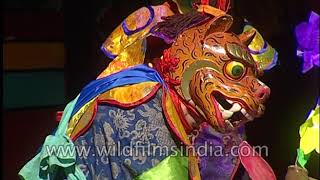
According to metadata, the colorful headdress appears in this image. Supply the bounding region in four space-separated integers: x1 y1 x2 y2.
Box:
242 23 278 70
172 0 231 14
98 1 278 79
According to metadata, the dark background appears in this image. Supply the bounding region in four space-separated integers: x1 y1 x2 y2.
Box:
3 0 319 179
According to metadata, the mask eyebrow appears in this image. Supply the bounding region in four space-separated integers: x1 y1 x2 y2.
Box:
203 44 226 55
225 43 255 65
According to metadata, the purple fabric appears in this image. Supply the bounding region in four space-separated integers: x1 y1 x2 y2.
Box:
295 11 319 73
194 124 246 180
248 40 268 55
100 46 117 59
265 51 279 70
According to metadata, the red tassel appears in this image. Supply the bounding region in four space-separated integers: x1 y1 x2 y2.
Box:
217 0 231 12
56 111 63 122
201 0 209 5
154 49 181 86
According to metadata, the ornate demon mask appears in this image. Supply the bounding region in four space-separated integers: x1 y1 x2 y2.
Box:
154 14 271 133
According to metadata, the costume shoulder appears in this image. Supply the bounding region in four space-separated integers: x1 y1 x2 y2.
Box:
66 66 163 140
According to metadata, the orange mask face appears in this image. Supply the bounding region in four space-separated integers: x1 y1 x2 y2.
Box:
166 15 270 132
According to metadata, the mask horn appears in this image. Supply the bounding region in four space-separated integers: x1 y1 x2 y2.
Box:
239 29 256 46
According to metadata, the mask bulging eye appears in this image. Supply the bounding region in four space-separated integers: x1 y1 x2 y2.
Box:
225 61 245 79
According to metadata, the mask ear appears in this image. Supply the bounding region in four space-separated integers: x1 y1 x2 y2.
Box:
238 29 256 46
172 0 193 14
205 15 233 36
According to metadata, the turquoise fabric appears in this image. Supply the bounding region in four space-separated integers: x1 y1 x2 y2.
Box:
18 65 167 180
18 96 86 180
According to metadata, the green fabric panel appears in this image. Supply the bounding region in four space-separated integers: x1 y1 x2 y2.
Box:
135 153 188 180
3 71 65 109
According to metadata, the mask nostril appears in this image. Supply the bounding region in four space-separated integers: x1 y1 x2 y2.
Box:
258 91 265 99
255 86 270 102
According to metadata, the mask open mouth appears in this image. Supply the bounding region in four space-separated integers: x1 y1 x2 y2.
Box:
211 93 254 131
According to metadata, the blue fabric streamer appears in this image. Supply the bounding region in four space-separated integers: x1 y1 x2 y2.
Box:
71 64 166 116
